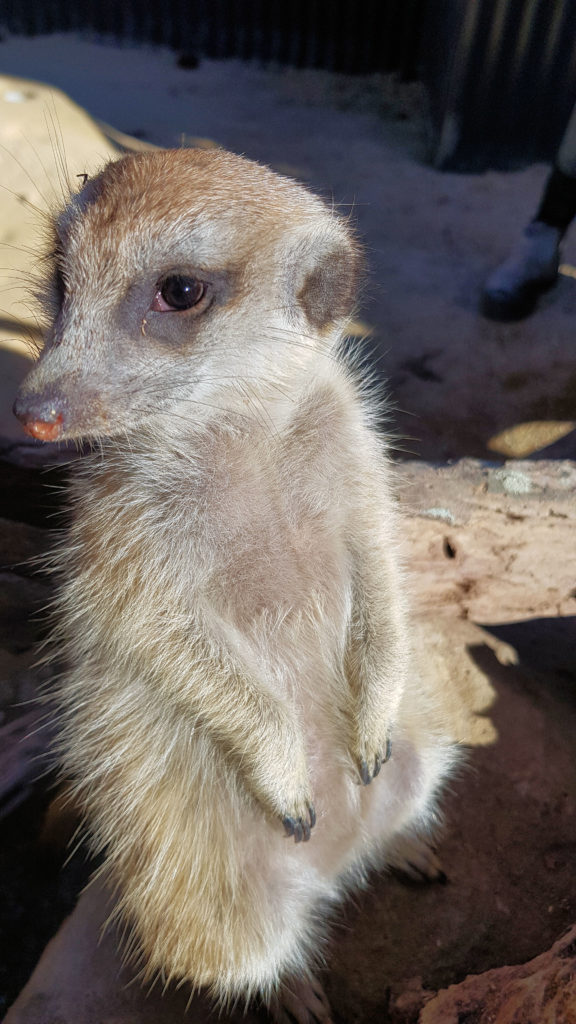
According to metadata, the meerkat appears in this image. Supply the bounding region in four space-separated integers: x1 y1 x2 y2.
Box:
14 149 457 1022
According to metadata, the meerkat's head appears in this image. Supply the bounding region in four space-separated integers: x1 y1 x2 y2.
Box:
13 148 361 443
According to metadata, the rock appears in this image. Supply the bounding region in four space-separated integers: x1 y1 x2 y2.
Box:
419 924 576 1023
388 978 436 1023
398 458 576 622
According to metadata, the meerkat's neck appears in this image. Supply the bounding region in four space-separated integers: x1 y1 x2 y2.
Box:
151 338 346 443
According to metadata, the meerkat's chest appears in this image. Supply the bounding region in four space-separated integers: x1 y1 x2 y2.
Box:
194 442 351 625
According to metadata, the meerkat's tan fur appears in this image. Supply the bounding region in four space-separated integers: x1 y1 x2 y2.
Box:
15 149 457 1021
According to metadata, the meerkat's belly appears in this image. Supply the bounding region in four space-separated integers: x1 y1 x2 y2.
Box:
69 657 447 996
204 499 351 631
60 588 447 997
64 656 359 993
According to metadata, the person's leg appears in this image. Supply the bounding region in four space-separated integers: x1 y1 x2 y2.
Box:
482 102 576 321
556 100 576 178
534 166 576 231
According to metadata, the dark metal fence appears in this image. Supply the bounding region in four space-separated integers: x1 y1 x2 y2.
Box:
0 0 426 77
424 0 576 169
2 0 576 169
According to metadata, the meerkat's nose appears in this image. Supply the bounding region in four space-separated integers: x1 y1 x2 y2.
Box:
13 395 65 441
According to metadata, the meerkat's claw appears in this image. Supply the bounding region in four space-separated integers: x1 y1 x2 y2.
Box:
283 804 316 843
282 817 307 842
359 739 392 785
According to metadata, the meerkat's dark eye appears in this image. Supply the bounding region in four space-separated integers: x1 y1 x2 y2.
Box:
151 275 205 312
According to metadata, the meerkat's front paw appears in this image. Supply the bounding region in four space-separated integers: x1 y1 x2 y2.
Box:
282 803 316 843
356 735 392 785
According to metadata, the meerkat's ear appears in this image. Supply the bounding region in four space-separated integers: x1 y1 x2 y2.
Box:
289 224 363 333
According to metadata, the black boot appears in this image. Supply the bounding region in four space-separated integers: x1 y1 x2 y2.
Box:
481 166 576 321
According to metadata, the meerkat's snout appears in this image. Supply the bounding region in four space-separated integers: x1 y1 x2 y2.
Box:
14 147 458 1022
13 380 70 440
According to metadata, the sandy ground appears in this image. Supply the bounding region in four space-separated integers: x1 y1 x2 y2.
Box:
0 32 575 460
